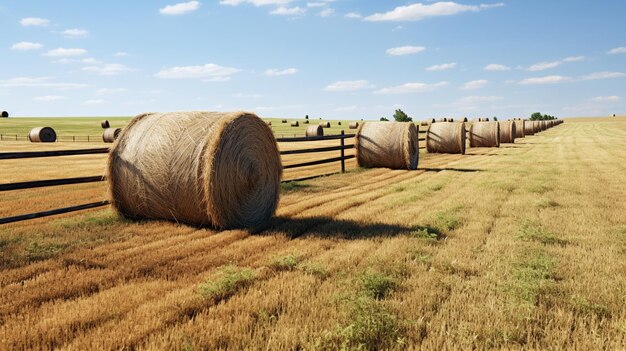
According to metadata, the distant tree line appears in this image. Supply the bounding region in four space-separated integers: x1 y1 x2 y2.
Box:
380 109 412 122
530 112 557 120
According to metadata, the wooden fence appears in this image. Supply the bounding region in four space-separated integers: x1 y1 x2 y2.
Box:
0 132 356 225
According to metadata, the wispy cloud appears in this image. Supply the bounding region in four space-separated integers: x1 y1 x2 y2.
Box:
563 56 585 62
20 17 49 26
374 81 448 94
0 77 89 90
608 47 626 55
426 62 456 71
44 48 87 57
461 79 487 90
63 28 89 38
528 61 561 71
264 68 298 76
580 71 626 80
34 95 65 101
159 1 200 15
155 63 241 79
220 0 293 6
270 6 305 15
95 88 128 95
484 63 510 71
345 12 362 19
386 46 425 56
82 99 105 105
11 42 43 51
83 64 133 76
364 2 504 22
325 80 373 92
518 75 571 85
592 96 620 102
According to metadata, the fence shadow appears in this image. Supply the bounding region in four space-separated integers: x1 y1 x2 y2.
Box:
420 167 481 173
255 216 444 240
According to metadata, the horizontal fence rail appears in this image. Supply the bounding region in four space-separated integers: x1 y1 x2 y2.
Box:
0 175 106 192
283 155 355 170
0 201 110 225
276 134 355 142
280 144 354 155
0 148 110 160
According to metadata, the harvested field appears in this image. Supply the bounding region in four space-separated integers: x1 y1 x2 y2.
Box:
0 117 625 350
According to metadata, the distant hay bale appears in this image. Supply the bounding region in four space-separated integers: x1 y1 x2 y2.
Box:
431 118 436 123
291 121 299 127
463 117 468 122
355 122 419 170
426 122 466 154
303 120 309 124
281 119 287 123
1 111 8 118
338 121 341 125
28 127 57 142
319 121 331 128
449 118 454 122
419 121 429 127
107 111 282 229
524 120 535 135
469 121 500 148
498 121 516 144
267 121 272 126
101 120 110 129
102 128 122 143
349 122 359 129
513 120 525 138
305 125 324 137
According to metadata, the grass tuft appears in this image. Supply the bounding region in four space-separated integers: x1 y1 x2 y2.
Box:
280 181 310 192
518 221 567 246
198 265 256 301
360 270 398 300
269 254 299 271
435 210 462 232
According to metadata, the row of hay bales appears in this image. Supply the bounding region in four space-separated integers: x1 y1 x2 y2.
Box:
100 111 563 230
25 120 124 143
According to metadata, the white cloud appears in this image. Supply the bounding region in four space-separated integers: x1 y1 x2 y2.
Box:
364 2 504 22
34 95 65 101
592 96 620 102
270 6 305 15
307 2 326 7
426 62 456 71
374 81 448 94
95 88 128 95
345 12 362 19
319 8 335 17
20 17 49 26
580 71 626 80
52 57 102 64
386 45 425 56
44 48 87 57
528 61 561 71
461 79 487 90
63 28 89 38
83 99 105 105
518 75 571 85
114 52 130 57
220 0 293 6
11 41 43 51
563 56 585 62
0 77 89 90
484 63 510 71
608 47 626 55
264 68 298 76
82 64 133 76
155 63 241 79
325 80 373 92
159 1 200 15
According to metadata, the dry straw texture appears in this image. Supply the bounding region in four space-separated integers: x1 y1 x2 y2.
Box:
319 122 331 128
305 125 324 137
1 111 8 118
101 120 110 129
533 121 541 134
28 127 57 142
355 121 419 170
349 122 359 129
102 128 122 143
514 120 526 138
108 111 282 229
498 121 516 144
469 121 500 148
524 120 536 135
291 121 299 127
426 122 466 154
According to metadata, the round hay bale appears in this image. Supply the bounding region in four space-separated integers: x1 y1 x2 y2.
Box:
513 120 525 138
305 125 324 137
1 111 8 118
533 121 541 134
102 128 122 143
266 121 272 126
469 121 500 148
28 127 57 142
101 120 110 129
498 121 516 144
540 120 547 131
426 122 466 154
107 111 282 229
303 120 309 124
431 118 436 123
463 117 468 122
338 121 342 125
524 120 535 135
355 122 418 170
349 122 359 129
281 119 287 123
290 121 299 127
419 121 429 127
319 121 331 128
449 118 454 123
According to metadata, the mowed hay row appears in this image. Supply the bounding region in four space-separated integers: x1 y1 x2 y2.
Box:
469 121 500 148
28 127 57 142
498 121 516 144
426 122 466 154
514 119 525 138
354 121 419 170
305 125 323 137
108 111 282 229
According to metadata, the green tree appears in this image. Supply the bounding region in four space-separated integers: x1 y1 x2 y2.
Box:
380 117 389 121
393 109 412 122
493 116 498 121
531 112 542 120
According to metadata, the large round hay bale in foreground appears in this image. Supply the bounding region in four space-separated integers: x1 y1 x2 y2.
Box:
1 111 8 118
108 111 282 229
101 120 110 129
28 127 57 142
469 121 500 148
290 121 299 127
305 125 323 137
498 121 516 144
426 122 466 154
319 121 331 128
349 122 359 129
514 120 525 138
524 121 535 135
355 122 418 170
102 128 122 143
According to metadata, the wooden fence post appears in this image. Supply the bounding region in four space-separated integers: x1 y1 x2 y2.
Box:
340 130 345 174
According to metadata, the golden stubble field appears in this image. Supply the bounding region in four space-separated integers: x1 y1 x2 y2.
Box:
0 117 625 350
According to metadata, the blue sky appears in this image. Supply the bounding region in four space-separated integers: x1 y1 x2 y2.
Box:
1 1 625 119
